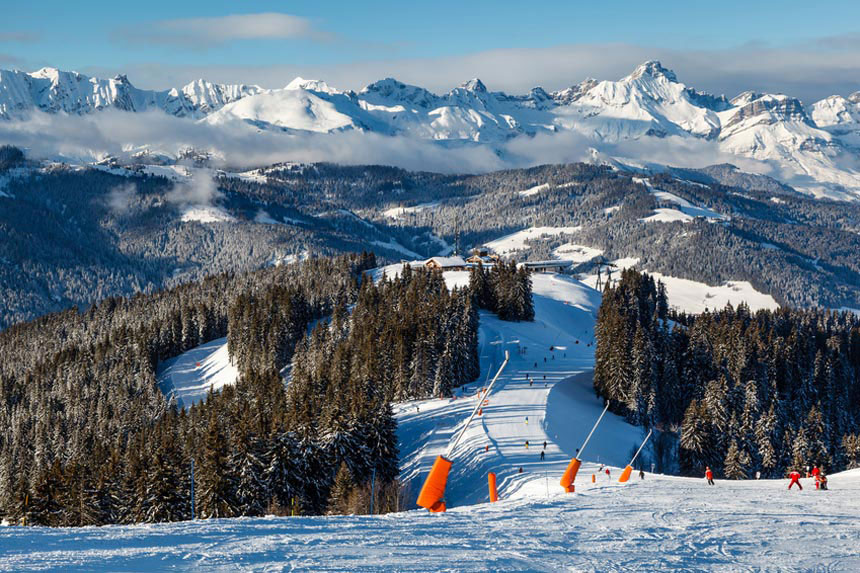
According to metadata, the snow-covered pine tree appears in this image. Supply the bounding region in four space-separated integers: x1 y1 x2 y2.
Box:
196 413 236 519
724 439 749 480
680 400 713 476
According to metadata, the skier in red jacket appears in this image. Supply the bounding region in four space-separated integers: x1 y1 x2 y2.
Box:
705 467 714 485
788 470 803 490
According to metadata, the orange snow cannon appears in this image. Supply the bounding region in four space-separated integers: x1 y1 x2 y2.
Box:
417 455 453 512
561 403 609 493
488 472 499 502
619 429 652 484
560 458 581 492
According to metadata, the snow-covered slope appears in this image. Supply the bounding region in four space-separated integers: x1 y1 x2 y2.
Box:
484 226 581 255
6 272 857 571
579 256 779 313
156 337 238 409
396 272 633 508
5 61 860 197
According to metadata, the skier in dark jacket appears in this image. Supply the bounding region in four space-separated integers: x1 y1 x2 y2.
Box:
639 469 645 480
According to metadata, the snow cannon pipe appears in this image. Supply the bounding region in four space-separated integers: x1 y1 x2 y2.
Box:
560 403 610 491
416 455 452 512
578 403 610 456
488 472 499 502
416 353 509 513
619 429 652 483
444 351 509 459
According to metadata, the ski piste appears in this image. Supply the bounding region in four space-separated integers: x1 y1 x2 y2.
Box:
416 352 510 512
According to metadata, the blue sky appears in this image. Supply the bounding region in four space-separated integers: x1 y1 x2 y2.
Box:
2 1 860 100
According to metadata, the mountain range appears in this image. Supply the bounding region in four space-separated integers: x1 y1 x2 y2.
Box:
2 61 860 198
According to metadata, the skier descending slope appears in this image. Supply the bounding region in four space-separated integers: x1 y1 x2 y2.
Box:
788 470 803 490
705 467 715 486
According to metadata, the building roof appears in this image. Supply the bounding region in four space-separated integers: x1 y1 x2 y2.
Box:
425 256 467 268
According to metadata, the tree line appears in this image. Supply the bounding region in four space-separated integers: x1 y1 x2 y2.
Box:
594 268 860 479
468 261 534 321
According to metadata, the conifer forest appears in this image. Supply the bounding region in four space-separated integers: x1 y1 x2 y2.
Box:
594 269 860 479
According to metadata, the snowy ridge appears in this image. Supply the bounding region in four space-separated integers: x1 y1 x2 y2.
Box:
0 67 263 119
4 61 860 197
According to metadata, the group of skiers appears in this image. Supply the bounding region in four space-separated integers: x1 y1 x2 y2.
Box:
789 466 829 490
704 465 829 490
523 439 549 461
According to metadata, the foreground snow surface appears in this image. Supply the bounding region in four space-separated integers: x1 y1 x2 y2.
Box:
3 471 860 571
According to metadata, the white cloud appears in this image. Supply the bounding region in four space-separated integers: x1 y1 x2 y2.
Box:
106 183 138 214
0 32 38 43
125 13 330 47
0 109 503 174
166 170 220 206
0 103 785 184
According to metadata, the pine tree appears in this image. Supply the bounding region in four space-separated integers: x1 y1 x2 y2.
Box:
680 401 712 476
196 413 235 519
326 462 354 515
724 440 749 479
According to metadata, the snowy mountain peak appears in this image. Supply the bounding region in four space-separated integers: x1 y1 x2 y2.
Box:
285 77 337 94
30 67 62 81
529 86 550 101
360 78 438 107
460 78 487 92
3 64 860 199
727 93 812 127
627 60 678 83
731 91 763 107
552 78 599 104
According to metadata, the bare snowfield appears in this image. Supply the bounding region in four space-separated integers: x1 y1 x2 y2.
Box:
484 226 582 255
157 337 238 409
26 273 836 571
580 257 779 313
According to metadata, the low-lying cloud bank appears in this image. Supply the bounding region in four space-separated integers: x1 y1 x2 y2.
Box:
0 108 773 179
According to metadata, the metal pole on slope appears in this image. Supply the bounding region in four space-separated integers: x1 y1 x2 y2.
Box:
190 459 195 520
619 429 653 483
444 351 510 459
578 403 610 456
416 352 510 512
370 468 376 515
560 402 610 492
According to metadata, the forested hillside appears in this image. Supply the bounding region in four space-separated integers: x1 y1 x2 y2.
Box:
0 254 484 526
594 269 860 478
3 152 860 329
